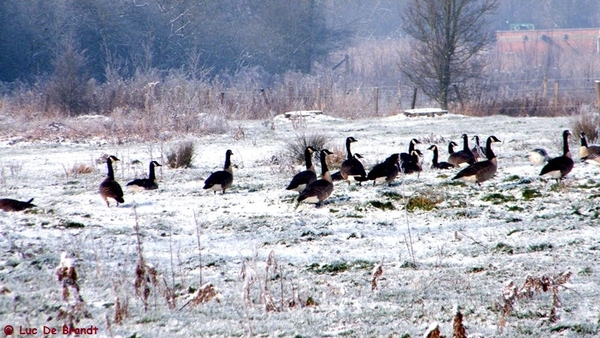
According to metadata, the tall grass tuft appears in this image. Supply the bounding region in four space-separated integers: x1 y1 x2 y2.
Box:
571 105 600 143
167 141 195 168
284 133 330 164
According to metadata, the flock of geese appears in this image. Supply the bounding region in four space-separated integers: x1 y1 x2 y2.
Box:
0 129 597 211
284 129 591 207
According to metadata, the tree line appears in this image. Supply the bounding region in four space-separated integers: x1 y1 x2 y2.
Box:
1 0 598 115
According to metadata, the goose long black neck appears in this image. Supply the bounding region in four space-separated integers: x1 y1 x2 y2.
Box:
304 148 314 171
106 158 115 179
345 138 353 159
224 151 232 172
408 140 416 153
485 137 497 160
563 131 571 157
474 136 481 147
320 150 329 176
462 134 470 151
580 133 588 147
149 162 156 180
431 147 439 164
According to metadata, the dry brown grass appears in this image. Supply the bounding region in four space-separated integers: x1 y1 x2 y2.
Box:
497 271 572 329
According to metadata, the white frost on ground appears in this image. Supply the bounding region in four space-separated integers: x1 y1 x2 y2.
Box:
1 113 599 337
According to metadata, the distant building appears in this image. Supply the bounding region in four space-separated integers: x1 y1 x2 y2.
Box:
494 27 600 72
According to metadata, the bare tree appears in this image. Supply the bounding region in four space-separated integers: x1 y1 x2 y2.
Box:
400 0 498 109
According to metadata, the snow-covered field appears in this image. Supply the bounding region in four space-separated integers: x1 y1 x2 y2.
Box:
1 113 599 337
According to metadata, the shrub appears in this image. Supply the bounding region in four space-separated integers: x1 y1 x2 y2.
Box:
167 141 195 168
571 105 600 143
284 133 330 164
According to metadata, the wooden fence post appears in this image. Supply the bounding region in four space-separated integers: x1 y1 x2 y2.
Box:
411 88 418 109
542 74 548 98
374 87 379 116
397 82 402 111
316 86 321 111
553 81 559 107
595 80 600 108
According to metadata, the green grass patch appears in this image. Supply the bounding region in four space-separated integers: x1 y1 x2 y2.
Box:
381 191 402 200
504 174 520 182
507 205 524 212
578 267 592 276
494 242 515 254
307 260 374 275
528 243 553 252
522 188 542 200
369 200 395 210
59 220 85 228
400 261 417 269
483 193 516 204
406 196 438 212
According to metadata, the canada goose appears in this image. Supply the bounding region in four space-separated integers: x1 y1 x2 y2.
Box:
126 161 162 191
99 155 125 207
579 131 600 165
448 135 475 168
366 153 400 186
0 198 36 212
428 145 454 169
400 138 421 162
452 135 501 185
528 148 550 165
286 146 318 192
471 135 487 161
400 149 423 175
540 130 574 183
203 149 234 194
297 149 334 207
339 137 367 184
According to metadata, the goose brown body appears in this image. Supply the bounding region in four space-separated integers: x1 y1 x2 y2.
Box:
286 146 318 192
452 136 501 185
540 130 574 182
400 149 423 175
448 134 475 167
428 145 454 169
366 153 400 186
0 198 36 212
99 155 125 207
297 149 334 206
127 161 162 191
400 138 421 163
204 150 234 194
339 137 367 184
579 131 600 165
